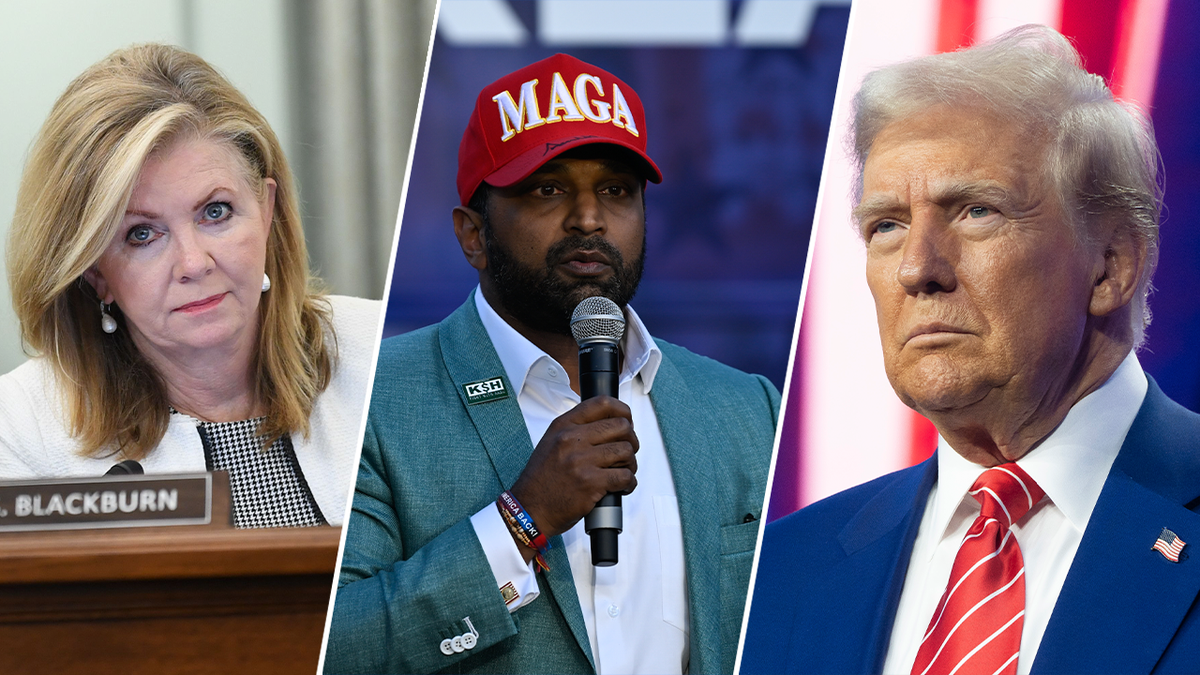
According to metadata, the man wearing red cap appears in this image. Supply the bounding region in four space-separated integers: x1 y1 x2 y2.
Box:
325 54 779 674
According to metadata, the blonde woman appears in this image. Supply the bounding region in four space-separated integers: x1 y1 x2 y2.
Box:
0 45 380 528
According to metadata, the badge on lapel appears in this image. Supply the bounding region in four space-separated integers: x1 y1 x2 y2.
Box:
1152 527 1187 563
463 377 509 405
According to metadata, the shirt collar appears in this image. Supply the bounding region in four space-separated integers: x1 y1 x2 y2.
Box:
932 350 1148 541
474 287 663 398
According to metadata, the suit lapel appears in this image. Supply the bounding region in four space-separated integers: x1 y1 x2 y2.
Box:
650 354 722 675
439 298 533 490
1033 471 1200 674
438 297 596 670
826 458 937 673
1033 379 1200 674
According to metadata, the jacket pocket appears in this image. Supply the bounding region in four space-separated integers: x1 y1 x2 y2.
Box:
720 518 761 556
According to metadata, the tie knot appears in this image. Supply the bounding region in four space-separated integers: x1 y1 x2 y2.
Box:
969 463 1045 527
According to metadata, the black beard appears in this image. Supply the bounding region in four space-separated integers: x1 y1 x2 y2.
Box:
484 229 644 336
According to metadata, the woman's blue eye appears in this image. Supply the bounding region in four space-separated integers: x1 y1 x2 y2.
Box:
127 225 155 245
204 202 232 220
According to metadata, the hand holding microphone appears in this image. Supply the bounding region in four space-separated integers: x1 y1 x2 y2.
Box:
571 297 627 566
507 297 636 567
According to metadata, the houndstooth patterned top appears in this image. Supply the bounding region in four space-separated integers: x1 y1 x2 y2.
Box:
191 415 328 529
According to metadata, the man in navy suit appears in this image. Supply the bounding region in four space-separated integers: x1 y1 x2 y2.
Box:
742 25 1200 675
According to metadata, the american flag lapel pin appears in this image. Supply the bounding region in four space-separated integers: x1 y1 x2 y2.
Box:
1152 527 1186 563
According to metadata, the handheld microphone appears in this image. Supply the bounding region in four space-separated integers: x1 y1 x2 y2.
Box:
105 460 144 476
571 296 626 567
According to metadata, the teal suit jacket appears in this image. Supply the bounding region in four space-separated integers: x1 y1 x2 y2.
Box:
324 296 779 674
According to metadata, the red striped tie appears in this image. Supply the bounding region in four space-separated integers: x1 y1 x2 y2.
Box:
910 463 1045 675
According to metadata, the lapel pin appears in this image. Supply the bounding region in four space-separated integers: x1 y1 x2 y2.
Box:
463 377 509 405
1152 527 1186 563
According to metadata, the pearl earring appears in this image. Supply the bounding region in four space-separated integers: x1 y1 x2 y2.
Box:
100 302 117 334
261 273 271 292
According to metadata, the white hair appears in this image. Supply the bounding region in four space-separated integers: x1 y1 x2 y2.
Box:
851 24 1162 346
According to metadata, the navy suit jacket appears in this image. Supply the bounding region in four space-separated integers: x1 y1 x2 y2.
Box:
742 377 1200 674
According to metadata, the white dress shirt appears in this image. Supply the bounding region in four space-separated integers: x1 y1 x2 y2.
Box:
882 351 1148 675
468 289 689 674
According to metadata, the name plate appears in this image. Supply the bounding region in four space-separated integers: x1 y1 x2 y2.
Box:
0 473 212 532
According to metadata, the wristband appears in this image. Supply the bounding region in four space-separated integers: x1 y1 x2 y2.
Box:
497 503 550 572
497 490 551 572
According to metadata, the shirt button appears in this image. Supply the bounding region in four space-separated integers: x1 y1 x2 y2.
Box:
548 368 558 378
440 638 455 655
607 603 620 618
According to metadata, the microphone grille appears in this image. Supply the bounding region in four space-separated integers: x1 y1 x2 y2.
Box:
570 296 626 345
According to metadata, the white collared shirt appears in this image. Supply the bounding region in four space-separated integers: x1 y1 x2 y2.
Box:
468 288 689 674
882 351 1148 675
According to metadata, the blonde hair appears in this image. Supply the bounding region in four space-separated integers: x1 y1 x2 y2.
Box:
7 44 334 459
851 25 1162 347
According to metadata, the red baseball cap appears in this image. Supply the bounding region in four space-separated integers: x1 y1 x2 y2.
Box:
457 53 663 206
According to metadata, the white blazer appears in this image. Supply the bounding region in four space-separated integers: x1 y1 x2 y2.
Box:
0 295 380 526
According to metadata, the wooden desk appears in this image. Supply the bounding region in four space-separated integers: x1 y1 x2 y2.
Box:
0 515 340 673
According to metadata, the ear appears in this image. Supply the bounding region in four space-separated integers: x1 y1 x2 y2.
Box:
262 178 277 233
82 266 114 304
1088 223 1146 317
453 206 488 271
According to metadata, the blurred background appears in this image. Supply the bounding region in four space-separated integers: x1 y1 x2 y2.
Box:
769 0 1200 520
385 0 852 391
0 0 436 373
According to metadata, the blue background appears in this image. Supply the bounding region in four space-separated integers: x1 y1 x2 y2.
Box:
1140 0 1200 412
